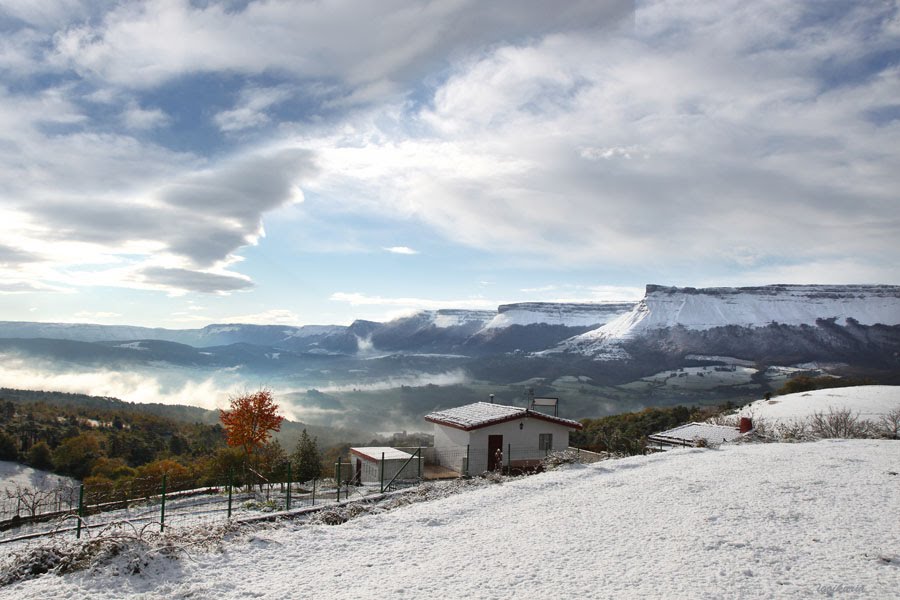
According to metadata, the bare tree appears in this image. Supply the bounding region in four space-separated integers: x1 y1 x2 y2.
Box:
880 408 900 439
809 408 869 439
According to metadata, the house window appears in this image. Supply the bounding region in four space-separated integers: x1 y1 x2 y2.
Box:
538 433 553 451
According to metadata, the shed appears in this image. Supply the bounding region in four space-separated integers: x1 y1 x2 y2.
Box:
424 402 583 475
349 447 422 485
647 419 752 450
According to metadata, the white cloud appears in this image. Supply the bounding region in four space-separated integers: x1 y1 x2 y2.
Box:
121 101 170 129
383 246 418 255
299 1 900 282
48 0 631 94
330 292 498 311
214 85 294 132
0 354 246 412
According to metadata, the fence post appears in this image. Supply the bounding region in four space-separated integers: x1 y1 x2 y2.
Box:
417 447 422 480
76 484 84 539
286 462 292 511
507 443 511 473
465 444 470 477
380 452 385 493
160 474 167 533
336 460 341 502
227 469 233 519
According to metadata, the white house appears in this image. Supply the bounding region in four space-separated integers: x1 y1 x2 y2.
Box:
349 447 423 485
424 402 583 475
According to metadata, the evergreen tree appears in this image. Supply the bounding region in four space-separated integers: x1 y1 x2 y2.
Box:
0 430 18 460
291 429 322 483
27 441 53 470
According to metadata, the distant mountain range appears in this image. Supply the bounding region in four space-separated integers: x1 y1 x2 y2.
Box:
1 284 898 422
2 285 898 364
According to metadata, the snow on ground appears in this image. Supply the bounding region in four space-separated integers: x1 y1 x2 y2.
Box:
482 302 633 329
4 440 899 599
0 462 75 496
619 365 759 391
738 385 900 424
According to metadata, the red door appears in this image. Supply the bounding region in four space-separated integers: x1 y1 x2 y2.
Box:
488 435 503 471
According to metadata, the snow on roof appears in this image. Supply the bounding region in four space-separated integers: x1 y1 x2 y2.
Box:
648 422 744 446
350 447 414 462
424 402 582 431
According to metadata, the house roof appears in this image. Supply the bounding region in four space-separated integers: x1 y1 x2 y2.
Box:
648 422 745 447
350 447 414 462
424 401 583 432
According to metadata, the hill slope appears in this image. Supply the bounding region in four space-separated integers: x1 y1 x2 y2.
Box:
4 439 898 599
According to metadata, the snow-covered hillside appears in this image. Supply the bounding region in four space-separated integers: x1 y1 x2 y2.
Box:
482 302 633 329
4 439 898 599
0 462 75 496
558 284 900 359
738 385 900 425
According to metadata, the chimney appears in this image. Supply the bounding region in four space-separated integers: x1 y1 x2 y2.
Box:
489 394 495 404
739 417 753 434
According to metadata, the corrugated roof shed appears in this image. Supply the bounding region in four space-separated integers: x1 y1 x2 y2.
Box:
648 423 745 447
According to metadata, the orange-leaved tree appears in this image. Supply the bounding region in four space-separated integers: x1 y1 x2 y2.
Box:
219 389 285 460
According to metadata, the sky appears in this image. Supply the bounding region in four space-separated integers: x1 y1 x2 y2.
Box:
0 0 898 328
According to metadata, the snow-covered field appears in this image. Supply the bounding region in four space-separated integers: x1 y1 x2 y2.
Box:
0 462 75 497
738 385 900 424
3 439 898 599
621 365 759 391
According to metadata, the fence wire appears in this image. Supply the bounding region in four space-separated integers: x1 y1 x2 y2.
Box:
1 445 604 547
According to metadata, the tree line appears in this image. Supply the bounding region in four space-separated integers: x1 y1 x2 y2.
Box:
0 389 326 494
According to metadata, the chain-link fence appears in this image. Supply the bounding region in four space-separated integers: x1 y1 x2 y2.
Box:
1 445 606 546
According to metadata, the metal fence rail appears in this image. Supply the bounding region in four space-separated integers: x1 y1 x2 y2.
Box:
1 445 604 546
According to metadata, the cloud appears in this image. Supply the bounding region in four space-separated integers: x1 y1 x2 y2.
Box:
330 292 498 311
2 144 315 293
214 84 295 132
300 1 900 283
0 243 39 266
384 246 418 255
49 0 632 96
0 353 247 412
138 267 254 294
216 309 303 326
316 369 469 393
121 101 170 129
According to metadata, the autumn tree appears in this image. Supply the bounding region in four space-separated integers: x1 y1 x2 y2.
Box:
219 389 285 461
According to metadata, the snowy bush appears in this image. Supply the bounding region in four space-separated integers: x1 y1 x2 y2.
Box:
809 408 872 439
879 408 900 439
0 520 235 586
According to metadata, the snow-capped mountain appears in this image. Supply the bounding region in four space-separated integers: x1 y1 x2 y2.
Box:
482 302 633 329
2 286 898 375
559 284 900 363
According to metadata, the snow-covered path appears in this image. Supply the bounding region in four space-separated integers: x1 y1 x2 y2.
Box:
4 440 899 599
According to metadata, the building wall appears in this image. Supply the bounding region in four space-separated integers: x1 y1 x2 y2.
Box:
350 454 423 485
432 416 574 475
432 425 470 474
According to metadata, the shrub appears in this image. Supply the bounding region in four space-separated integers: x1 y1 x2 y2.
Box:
809 408 871 439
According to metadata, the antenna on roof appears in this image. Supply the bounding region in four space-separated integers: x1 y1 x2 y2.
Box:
489 393 495 404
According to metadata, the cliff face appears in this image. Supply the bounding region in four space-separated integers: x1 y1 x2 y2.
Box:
557 285 900 364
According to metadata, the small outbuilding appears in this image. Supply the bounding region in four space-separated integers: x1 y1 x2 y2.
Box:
424 401 583 475
648 418 753 450
349 447 423 485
